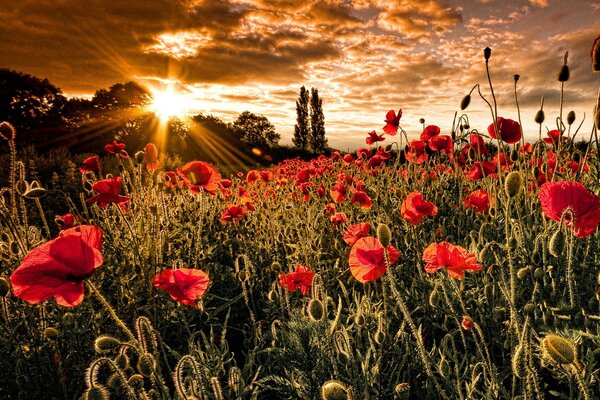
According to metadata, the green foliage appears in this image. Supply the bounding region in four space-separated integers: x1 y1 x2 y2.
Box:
293 86 310 152
232 111 280 148
309 88 327 153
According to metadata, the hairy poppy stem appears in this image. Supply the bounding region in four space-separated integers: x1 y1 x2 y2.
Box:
87 281 137 343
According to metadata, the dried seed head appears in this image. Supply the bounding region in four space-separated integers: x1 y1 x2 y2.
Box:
535 109 545 124
460 94 471 110
94 335 121 353
541 334 576 365
567 110 576 125
307 299 325 322
0 277 10 297
592 34 600 72
321 380 351 400
376 223 392 247
505 171 523 198
549 229 566 257
484 47 492 60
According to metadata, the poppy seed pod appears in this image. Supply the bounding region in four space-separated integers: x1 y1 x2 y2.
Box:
83 386 110 400
558 65 570 82
505 171 523 198
307 299 325 321
567 110 576 125
460 94 471 110
321 380 352 400
514 74 520 82
549 229 566 257
541 334 576 365
535 109 545 124
484 47 492 60
377 224 392 247
592 35 600 72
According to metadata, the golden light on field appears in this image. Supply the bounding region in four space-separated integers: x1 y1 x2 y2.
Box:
148 86 189 120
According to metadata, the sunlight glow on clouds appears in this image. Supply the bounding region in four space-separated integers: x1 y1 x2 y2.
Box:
145 31 211 59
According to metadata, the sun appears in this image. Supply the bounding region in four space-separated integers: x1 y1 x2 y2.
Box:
148 86 189 120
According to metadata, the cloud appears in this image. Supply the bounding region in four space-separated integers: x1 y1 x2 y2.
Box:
529 0 549 7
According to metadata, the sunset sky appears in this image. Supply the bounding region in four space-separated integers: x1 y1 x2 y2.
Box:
2 0 600 150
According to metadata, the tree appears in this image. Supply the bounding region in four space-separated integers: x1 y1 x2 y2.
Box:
232 111 280 148
293 86 310 151
91 81 151 111
309 87 327 153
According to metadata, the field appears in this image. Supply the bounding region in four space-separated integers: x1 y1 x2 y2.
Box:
1 90 600 400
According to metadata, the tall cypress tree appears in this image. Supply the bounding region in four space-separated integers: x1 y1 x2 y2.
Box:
309 87 327 153
293 86 310 151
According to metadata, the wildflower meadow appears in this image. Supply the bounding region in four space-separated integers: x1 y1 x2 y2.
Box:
1 42 600 400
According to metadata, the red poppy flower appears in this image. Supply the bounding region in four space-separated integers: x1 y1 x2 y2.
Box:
342 222 370 245
325 203 337 215
543 130 563 145
10 225 103 307
343 154 354 163
176 161 222 194
220 205 247 223
330 212 348 226
86 176 130 210
463 189 491 213
220 179 233 189
104 141 127 158
538 181 600 238
383 109 402 135
461 316 474 331
279 265 314 295
401 192 438 225
356 148 372 159
351 190 372 209
366 130 385 145
420 125 441 141
349 236 400 283
162 171 184 189
330 182 347 203
144 143 159 172
80 155 100 174
487 117 521 144
465 161 498 180
406 140 428 164
428 135 453 154
422 241 482 279
317 183 326 198
152 268 210 307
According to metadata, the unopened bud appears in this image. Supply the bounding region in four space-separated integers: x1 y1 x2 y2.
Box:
307 299 325 322
94 335 121 353
549 229 566 257
460 94 471 110
558 65 570 82
43 327 60 341
593 35 600 72
535 110 545 124
376 224 392 247
567 111 576 125
505 171 523 198
0 277 10 297
541 334 576 365
484 47 492 61
321 380 351 400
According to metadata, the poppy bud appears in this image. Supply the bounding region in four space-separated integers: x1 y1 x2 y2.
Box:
270 261 281 273
24 184 47 199
535 109 545 124
94 335 121 353
558 65 570 82
510 149 519 162
514 74 520 82
0 277 10 297
307 299 324 322
549 229 566 257
228 366 243 395
517 267 530 279
592 35 600 72
460 94 471 110
419 118 425 124
541 334 576 365
461 316 474 331
523 303 536 314
505 171 523 198
374 329 385 345
134 151 145 163
0 121 16 141
62 312 76 328
395 383 410 394
354 313 365 326
567 111 576 125
128 374 144 390
83 386 110 400
467 147 476 161
438 357 451 377
484 47 492 60
43 327 59 341
321 380 351 400
512 344 527 379
136 354 155 377
376 224 392 247
114 354 129 369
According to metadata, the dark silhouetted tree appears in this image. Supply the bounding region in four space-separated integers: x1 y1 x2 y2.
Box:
309 87 327 153
293 86 310 151
91 81 151 110
232 111 280 148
